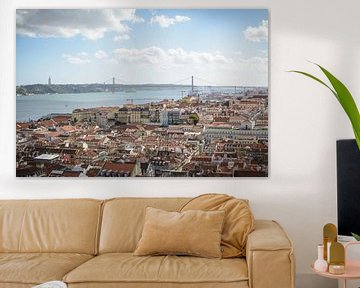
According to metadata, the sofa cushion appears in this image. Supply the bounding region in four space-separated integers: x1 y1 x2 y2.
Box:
63 253 248 284
181 194 254 258
0 199 102 254
0 253 93 285
134 207 225 258
99 198 190 253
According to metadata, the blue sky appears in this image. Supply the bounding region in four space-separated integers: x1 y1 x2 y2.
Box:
16 9 268 86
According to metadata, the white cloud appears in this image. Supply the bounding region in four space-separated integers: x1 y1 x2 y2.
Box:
62 52 90 64
238 56 268 72
127 14 145 24
16 9 144 40
150 15 190 28
108 47 267 86
112 46 232 65
168 48 233 64
94 50 108 59
243 20 268 42
106 58 118 64
113 34 130 42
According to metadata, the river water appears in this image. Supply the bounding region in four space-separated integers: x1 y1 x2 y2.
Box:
16 86 237 122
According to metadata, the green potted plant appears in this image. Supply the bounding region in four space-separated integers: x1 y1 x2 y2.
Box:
290 63 360 240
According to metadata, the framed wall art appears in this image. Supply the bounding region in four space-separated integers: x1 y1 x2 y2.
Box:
16 9 269 177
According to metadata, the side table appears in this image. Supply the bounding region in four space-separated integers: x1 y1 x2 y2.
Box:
311 242 360 288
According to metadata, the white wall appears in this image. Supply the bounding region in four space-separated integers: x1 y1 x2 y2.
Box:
1 0 360 287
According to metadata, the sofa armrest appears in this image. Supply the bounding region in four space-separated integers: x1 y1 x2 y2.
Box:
246 220 295 288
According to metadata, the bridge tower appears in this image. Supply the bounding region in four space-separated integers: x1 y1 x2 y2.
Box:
112 77 115 94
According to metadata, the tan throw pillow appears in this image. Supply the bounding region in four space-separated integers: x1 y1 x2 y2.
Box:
134 207 225 258
181 193 254 258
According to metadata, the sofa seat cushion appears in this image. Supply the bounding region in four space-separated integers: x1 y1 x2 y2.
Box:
64 253 248 285
0 253 93 285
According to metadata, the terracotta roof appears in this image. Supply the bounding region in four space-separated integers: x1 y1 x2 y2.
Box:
102 161 135 173
214 117 230 122
38 119 57 127
193 156 212 162
60 125 76 133
87 168 101 177
52 116 71 123
16 122 31 130
62 171 81 177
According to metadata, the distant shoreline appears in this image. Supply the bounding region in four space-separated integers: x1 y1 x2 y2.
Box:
16 83 267 96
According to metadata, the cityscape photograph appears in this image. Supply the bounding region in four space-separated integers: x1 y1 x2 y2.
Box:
16 9 269 177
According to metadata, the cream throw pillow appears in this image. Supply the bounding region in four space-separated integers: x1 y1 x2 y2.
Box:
134 207 225 258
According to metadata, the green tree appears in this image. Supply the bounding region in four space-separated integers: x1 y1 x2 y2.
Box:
189 113 199 126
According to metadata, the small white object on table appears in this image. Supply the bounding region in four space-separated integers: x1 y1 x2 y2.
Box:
32 281 67 288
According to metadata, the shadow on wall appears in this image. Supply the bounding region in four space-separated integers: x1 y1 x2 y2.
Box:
296 275 337 288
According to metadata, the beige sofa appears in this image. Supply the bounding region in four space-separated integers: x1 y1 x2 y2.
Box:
0 198 295 288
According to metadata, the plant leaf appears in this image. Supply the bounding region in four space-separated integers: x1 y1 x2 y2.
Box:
351 232 360 241
316 64 360 150
289 65 360 150
352 127 360 150
288 70 337 98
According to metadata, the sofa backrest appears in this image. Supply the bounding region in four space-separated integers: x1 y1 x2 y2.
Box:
0 199 102 254
99 197 190 253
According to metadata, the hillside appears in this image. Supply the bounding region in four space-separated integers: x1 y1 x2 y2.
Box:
16 83 192 96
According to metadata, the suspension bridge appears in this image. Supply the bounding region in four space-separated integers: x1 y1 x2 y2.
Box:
101 75 249 95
